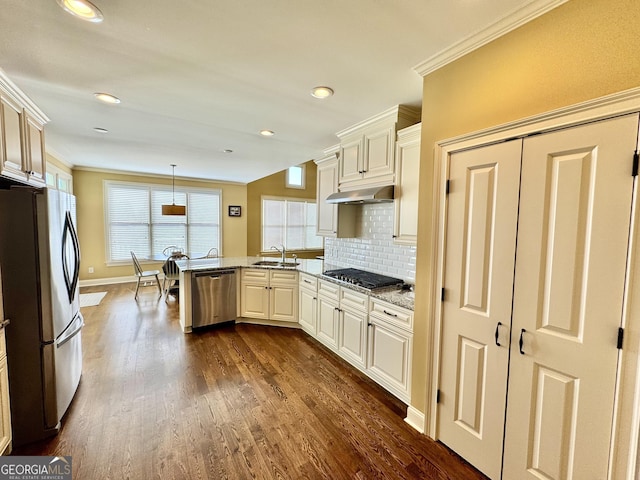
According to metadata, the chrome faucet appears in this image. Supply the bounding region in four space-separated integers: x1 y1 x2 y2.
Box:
270 244 286 263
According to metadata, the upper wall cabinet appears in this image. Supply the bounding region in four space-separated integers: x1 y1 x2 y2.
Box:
315 145 356 238
0 70 49 187
393 123 421 245
336 105 420 190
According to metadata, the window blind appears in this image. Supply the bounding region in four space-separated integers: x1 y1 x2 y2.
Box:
105 181 221 262
262 197 322 251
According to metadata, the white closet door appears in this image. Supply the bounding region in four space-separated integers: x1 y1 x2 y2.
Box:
503 114 639 480
438 139 522 480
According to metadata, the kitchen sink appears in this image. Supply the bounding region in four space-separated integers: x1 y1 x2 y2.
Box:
252 260 299 268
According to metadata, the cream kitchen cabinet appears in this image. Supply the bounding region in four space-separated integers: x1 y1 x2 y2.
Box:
316 279 340 350
393 123 421 245
0 71 48 187
367 298 413 403
298 272 318 336
315 148 356 238
336 287 368 369
336 105 420 189
316 279 369 369
240 269 298 323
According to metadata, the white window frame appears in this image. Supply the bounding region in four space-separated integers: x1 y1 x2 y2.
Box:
261 195 322 253
45 163 73 193
104 180 222 265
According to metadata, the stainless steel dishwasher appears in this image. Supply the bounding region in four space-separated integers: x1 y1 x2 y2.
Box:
191 269 237 328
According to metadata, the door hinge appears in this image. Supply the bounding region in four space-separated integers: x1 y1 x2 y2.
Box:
441 288 445 302
436 389 441 404
617 327 625 350
445 179 450 195
633 152 639 177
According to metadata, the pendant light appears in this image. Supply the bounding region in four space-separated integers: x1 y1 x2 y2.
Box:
162 164 186 216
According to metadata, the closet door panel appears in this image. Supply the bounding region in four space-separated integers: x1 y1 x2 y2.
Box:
503 114 640 480
438 139 522 480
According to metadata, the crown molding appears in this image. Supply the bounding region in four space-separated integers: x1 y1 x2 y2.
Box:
336 105 421 138
413 0 568 77
0 68 49 124
72 166 246 186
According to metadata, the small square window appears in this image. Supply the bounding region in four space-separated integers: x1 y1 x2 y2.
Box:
286 165 305 189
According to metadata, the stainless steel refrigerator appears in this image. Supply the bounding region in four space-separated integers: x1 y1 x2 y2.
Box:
0 187 83 447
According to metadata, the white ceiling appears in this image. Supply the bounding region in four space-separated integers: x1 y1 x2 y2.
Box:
0 0 561 183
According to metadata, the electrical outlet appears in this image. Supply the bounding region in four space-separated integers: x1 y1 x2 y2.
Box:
88 267 94 274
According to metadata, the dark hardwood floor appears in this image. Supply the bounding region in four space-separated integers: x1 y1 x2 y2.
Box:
14 283 487 480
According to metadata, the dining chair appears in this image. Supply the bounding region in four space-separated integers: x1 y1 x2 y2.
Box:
162 258 181 300
162 245 184 257
131 251 162 300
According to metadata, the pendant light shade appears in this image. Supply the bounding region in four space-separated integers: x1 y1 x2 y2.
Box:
162 164 186 216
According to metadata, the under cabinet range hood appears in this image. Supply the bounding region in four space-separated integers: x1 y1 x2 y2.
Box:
325 185 394 204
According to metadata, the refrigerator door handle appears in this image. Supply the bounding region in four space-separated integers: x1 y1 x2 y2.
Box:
62 211 81 303
57 315 84 348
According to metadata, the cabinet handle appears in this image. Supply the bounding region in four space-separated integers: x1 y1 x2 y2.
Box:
494 321 502 347
519 329 526 355
383 309 398 317
0 319 9 329
304 279 312 284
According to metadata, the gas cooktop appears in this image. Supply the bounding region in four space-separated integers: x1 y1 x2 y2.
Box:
322 268 403 291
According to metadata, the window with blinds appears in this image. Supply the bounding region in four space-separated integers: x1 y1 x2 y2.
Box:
105 181 221 262
262 196 322 251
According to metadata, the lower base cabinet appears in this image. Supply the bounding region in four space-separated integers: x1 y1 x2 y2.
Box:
298 273 318 335
313 279 414 403
240 269 298 323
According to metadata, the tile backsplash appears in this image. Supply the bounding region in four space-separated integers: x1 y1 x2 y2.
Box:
324 203 416 284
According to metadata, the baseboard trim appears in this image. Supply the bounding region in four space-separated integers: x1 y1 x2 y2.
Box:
79 275 137 287
405 405 425 434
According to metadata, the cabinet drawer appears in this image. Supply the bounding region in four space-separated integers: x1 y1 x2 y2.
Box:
340 288 368 312
369 298 413 332
299 272 317 291
318 279 340 300
241 268 269 283
269 270 298 285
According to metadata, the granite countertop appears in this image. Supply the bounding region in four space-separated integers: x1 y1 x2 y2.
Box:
175 256 414 311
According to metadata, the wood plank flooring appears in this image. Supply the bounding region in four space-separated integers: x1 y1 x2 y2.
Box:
13 283 487 480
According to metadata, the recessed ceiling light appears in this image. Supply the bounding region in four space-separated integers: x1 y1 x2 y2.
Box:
311 86 334 99
94 92 120 104
222 149 233 153
93 127 108 133
260 130 275 137
57 0 104 23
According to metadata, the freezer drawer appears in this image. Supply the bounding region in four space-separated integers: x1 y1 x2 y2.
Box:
192 269 237 328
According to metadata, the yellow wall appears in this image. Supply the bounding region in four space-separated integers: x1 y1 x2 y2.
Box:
45 153 72 175
246 160 322 259
412 0 640 413
73 169 247 281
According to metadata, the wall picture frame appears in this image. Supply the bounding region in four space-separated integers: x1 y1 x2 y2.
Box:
228 205 241 217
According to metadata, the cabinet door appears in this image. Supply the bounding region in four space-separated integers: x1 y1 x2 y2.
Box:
240 283 269 319
317 158 339 236
503 114 638 480
393 126 420 244
0 95 26 182
317 295 339 350
338 307 367 369
339 136 363 184
24 113 45 186
298 287 317 335
270 284 297 323
367 320 412 403
363 125 394 181
438 139 523 480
